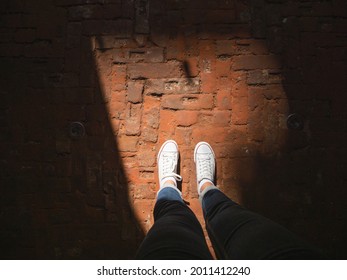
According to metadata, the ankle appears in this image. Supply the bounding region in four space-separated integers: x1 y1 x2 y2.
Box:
161 179 176 188
199 179 214 193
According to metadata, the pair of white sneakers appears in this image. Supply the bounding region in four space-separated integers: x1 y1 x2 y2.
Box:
157 140 216 196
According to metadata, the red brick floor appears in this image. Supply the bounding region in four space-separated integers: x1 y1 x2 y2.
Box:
1 0 347 259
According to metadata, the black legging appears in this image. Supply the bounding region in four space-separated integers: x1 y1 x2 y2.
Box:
136 188 322 259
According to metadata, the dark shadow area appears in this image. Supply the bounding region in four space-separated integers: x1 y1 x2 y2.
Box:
1 0 346 260
239 0 347 259
0 0 144 259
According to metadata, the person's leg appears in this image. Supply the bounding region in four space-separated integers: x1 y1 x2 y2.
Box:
136 140 212 259
202 188 322 259
194 142 322 260
136 186 213 259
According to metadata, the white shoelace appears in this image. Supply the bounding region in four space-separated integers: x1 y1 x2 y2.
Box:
161 153 182 181
197 154 213 182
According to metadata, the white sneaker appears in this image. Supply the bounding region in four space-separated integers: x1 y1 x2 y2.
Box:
157 140 182 188
194 142 216 194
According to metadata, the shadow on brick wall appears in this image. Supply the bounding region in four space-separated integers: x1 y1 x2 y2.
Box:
0 0 144 259
233 0 347 259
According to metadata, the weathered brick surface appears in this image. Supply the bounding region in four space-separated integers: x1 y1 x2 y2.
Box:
1 0 347 260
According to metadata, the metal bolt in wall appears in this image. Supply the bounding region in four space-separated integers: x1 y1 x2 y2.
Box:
287 114 304 130
69 122 85 139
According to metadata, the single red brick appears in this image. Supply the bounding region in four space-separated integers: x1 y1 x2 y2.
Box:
200 58 214 74
96 50 112 72
248 109 264 142
189 94 215 110
99 82 112 103
137 149 156 168
192 127 227 144
139 169 155 181
212 110 231 126
198 110 213 125
276 99 290 116
98 37 130 49
142 96 160 137
250 40 269 55
145 47 165 63
199 39 216 59
231 71 248 97
112 49 128 64
233 55 281 70
184 57 200 77
123 157 139 174
127 80 144 103
231 41 249 56
247 70 269 85
159 110 177 135
181 158 191 187
117 135 138 152
141 127 157 143
131 183 156 200
231 96 248 125
248 87 265 111
201 72 217 93
107 91 126 119
262 84 286 100
115 47 165 63
186 36 200 56
128 61 183 79
111 64 127 91
145 78 200 95
216 77 233 109
216 58 231 77
176 110 199 127
175 126 192 147
216 40 234 56
160 94 184 110
216 87 232 110
161 94 214 110
125 103 142 136
166 35 186 60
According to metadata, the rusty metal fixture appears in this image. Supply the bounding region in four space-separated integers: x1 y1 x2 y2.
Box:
287 114 304 130
69 122 85 139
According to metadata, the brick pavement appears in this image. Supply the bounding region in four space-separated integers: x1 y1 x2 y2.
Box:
1 0 347 259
